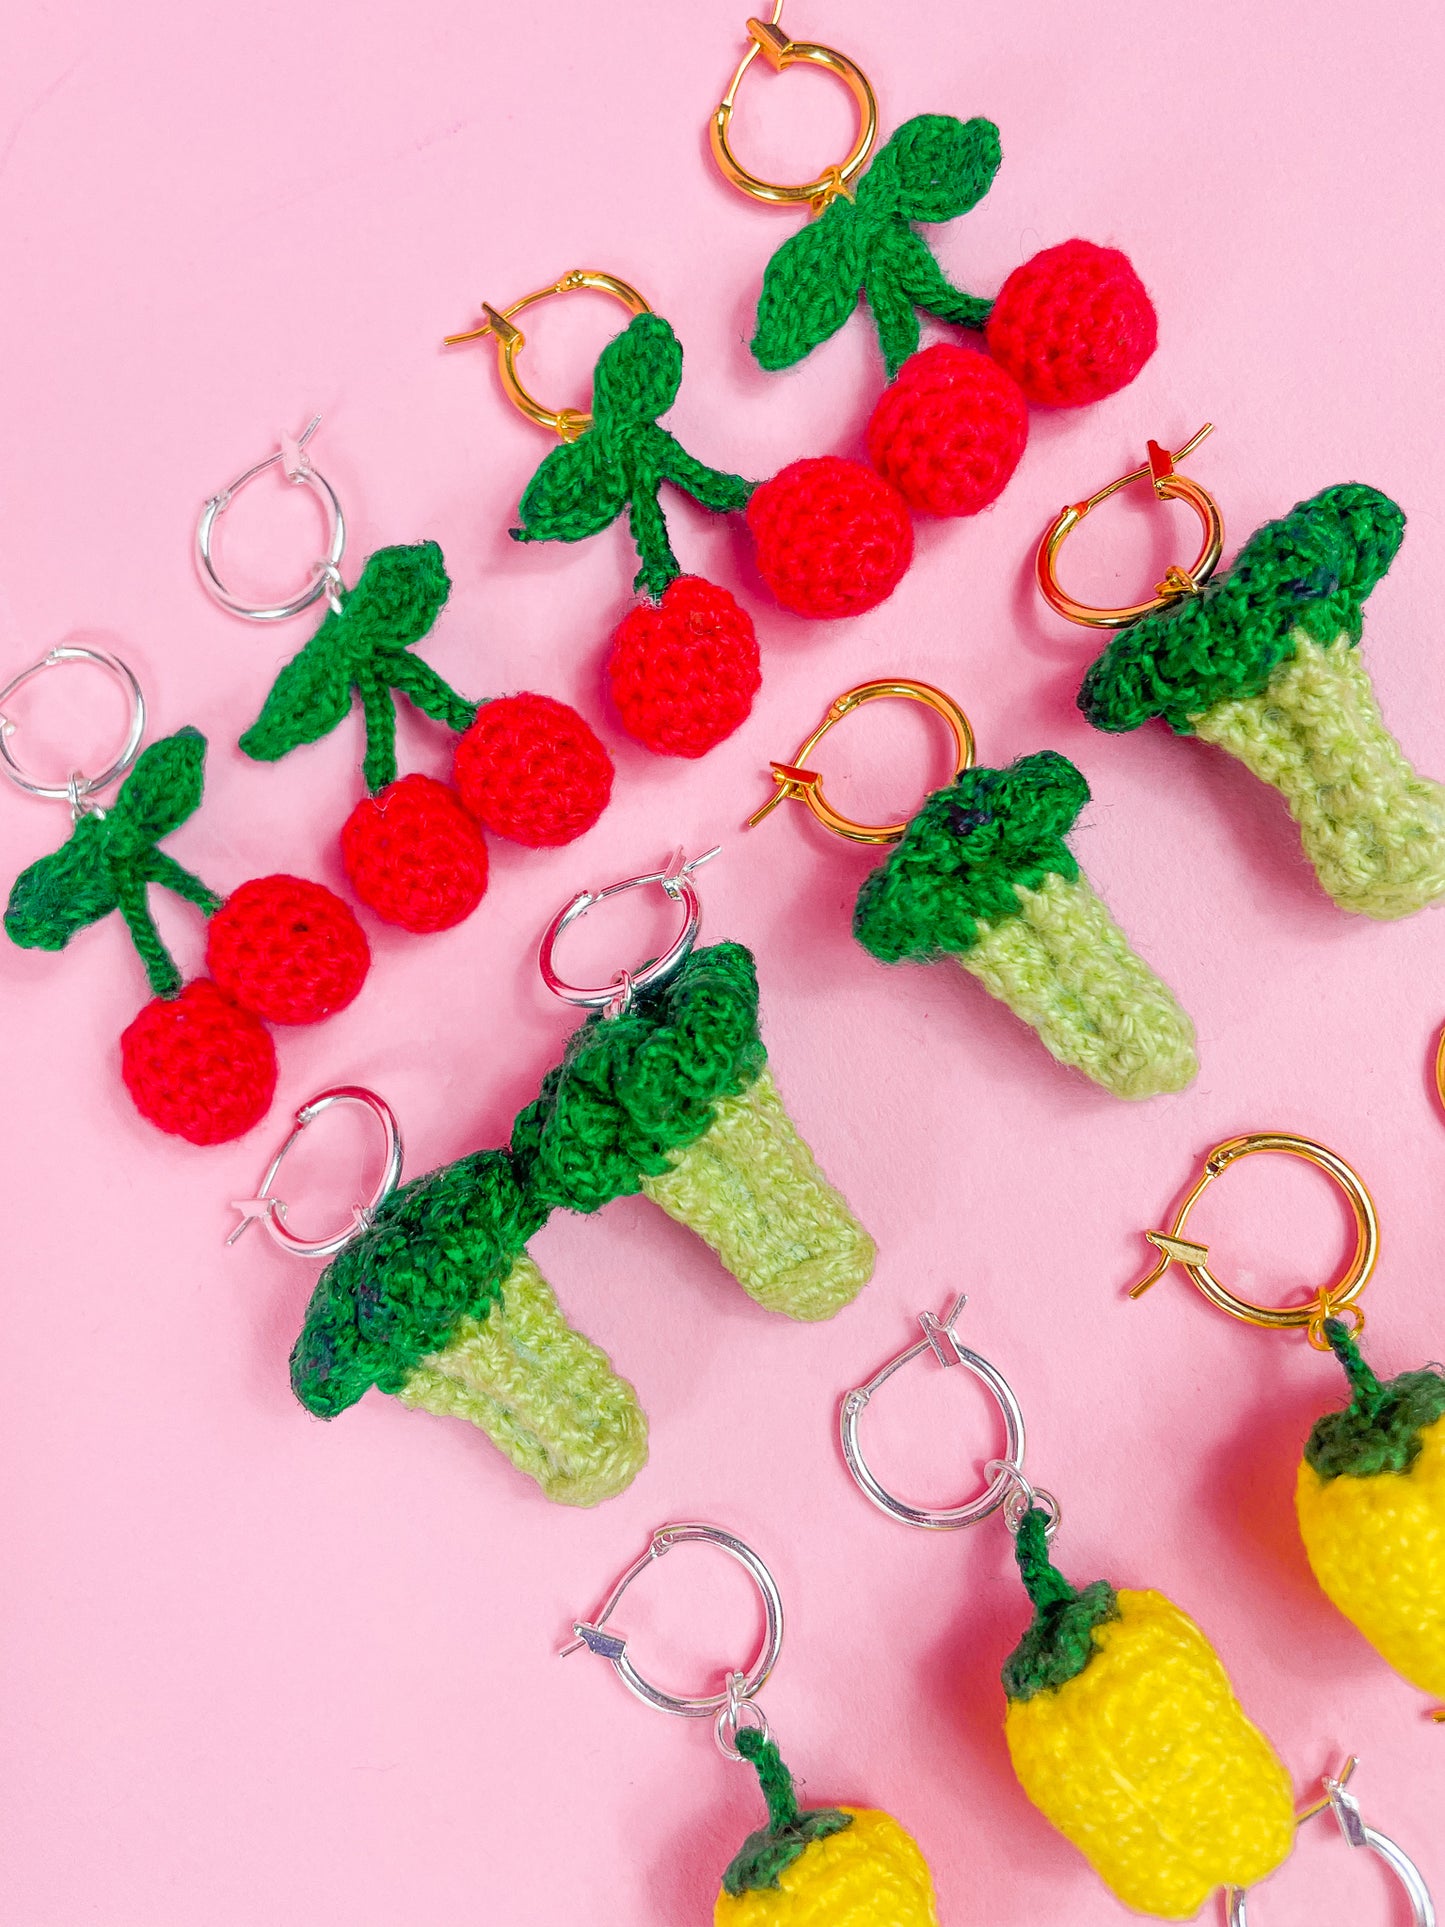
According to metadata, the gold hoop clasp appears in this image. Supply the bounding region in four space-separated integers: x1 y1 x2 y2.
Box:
1129 1133 1378 1347
443 269 651 442
1036 425 1225 630
746 679 975 846
710 4 879 211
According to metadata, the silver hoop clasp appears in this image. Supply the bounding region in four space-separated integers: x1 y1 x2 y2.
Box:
226 1087 404 1260
560 1523 784 1760
0 646 146 812
196 417 348 623
1227 1759 1434 1927
538 846 721 1019
841 1294 1056 1533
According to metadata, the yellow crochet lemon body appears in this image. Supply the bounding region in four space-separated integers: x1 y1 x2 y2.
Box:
1295 1323 1445 1699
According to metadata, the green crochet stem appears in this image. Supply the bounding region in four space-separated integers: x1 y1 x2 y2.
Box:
239 541 477 794
510 313 755 600
751 114 1002 378
1002 1508 1119 1704
3 726 220 999
1304 1318 1445 1482
721 1729 852 1898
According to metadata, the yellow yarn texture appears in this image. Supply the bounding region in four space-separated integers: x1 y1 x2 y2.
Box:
641 1068 876 1319
960 872 1198 1098
397 1255 647 1507
1194 631 1445 919
1004 1589 1294 1918
714 1808 938 1927
1296 1411 1445 1698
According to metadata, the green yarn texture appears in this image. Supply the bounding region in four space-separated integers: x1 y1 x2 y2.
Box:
289 1148 546 1417
1079 484 1405 736
1304 1318 1445 1481
752 114 1001 378
853 753 1087 962
239 542 476 793
1002 1508 1120 1703
4 726 220 998
722 1729 852 1897
510 313 755 599
512 941 766 1214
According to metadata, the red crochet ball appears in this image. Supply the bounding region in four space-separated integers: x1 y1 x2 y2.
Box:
985 239 1157 408
867 344 1029 517
120 978 277 1146
206 874 370 1026
453 693 613 846
607 577 761 758
746 456 913 619
340 774 488 934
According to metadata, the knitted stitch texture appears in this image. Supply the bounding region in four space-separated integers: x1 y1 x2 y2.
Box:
640 1069 874 1318
745 457 912 619
120 977 277 1144
452 693 613 846
607 576 761 757
205 874 369 1025
751 114 1002 378
852 755 1196 1097
340 774 489 933
1002 1514 1294 1918
397 1254 647 1506
866 344 1028 517
984 241 1157 407
1294 1319 1445 1697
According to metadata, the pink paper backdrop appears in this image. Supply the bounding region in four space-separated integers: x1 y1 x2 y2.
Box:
3 2 1444 1921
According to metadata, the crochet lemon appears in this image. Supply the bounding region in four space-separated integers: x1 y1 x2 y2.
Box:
1002 1509 1294 1918
1296 1318 1445 1701
716 1730 938 1926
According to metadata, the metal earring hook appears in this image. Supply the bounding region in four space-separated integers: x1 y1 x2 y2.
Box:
226 1087 404 1260
538 846 721 1019
0 646 146 814
196 417 348 622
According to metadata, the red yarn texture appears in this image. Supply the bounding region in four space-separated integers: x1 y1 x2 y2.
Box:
607 577 761 758
341 774 488 934
747 456 913 619
453 693 613 847
206 874 370 1026
867 344 1029 517
985 239 1157 408
120 978 277 1145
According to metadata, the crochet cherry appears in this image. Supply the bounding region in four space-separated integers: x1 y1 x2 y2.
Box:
120 978 277 1145
867 343 1028 517
986 240 1158 408
453 692 613 844
206 874 370 1025
606 577 760 758
747 456 913 619
340 773 488 935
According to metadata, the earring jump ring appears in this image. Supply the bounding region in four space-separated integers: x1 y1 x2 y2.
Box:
196 417 348 624
538 847 720 1018
0 646 146 806
226 1086 404 1261
711 9 879 209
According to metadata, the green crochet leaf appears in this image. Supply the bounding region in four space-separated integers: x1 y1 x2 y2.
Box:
722 1731 853 1898
290 1147 548 1417
1305 1319 1445 1481
1079 484 1406 736
511 941 766 1215
751 113 1002 378
510 314 754 595
1002 1508 1120 1704
3 727 220 998
853 752 1089 963
239 541 465 793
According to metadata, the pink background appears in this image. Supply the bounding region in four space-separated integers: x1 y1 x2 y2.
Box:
3 2 1444 1920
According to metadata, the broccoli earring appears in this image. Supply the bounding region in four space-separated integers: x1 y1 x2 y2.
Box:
1039 429 1445 920
748 678 1198 1099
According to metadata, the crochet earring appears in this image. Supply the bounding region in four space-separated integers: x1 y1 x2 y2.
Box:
747 678 1197 1098
1039 428 1445 920
196 419 614 933
1131 1132 1445 1714
519 847 876 1318
563 1522 940 1924
445 272 913 757
2 648 368 1143
709 10 1157 515
842 1294 1295 1919
229 1085 647 1507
